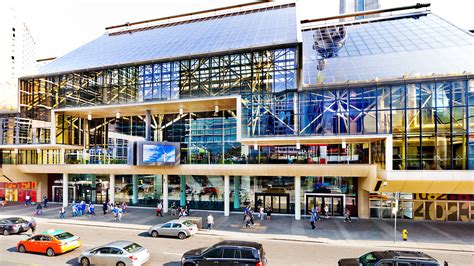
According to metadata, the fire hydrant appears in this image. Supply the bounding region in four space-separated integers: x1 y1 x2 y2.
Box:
402 228 408 241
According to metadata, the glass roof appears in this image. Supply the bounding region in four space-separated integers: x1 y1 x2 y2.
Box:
302 12 474 85
38 4 297 75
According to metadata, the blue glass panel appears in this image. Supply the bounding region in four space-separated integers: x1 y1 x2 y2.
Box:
38 4 297 75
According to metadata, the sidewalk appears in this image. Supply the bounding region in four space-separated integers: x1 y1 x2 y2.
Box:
1 203 473 252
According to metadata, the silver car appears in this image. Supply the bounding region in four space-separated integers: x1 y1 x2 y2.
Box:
79 241 150 266
148 219 198 240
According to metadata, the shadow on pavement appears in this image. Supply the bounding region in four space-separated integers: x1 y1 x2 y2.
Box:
6 246 17 253
66 258 79 266
162 262 180 266
137 231 149 237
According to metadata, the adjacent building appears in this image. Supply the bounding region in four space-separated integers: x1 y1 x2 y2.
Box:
0 2 472 222
0 7 36 113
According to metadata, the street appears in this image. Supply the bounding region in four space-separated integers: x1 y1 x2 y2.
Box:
0 221 472 266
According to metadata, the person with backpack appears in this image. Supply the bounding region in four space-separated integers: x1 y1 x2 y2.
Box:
28 218 37 235
35 202 43 215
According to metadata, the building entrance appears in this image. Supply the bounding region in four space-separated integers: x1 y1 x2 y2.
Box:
305 193 345 216
255 192 290 214
52 186 75 203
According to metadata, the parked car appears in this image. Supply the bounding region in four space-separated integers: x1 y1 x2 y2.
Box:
0 217 30 236
181 240 267 266
148 219 197 240
17 230 81 257
79 241 150 266
338 250 440 266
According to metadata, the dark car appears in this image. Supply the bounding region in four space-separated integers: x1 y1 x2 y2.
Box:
0 217 30 236
338 250 440 266
181 240 267 266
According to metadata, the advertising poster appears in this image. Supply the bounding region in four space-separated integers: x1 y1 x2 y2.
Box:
143 144 176 163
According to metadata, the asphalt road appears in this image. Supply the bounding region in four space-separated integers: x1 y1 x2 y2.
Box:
0 221 472 266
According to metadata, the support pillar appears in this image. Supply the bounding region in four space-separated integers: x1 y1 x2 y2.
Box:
358 179 370 219
180 176 186 207
109 174 115 204
163 174 168 213
51 110 56 145
154 175 162 202
224 175 230 216
233 176 240 210
294 176 301 220
62 173 68 207
145 110 151 141
132 175 138 205
90 175 96 204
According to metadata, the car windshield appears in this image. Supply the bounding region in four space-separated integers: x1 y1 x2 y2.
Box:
54 232 75 240
182 220 193 227
359 252 380 266
123 243 143 253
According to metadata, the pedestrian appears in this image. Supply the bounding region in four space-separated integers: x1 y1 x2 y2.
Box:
117 206 123 222
156 201 163 217
89 202 96 216
121 202 127 213
28 218 37 235
266 206 272 221
324 204 329 219
310 208 316 230
72 203 78 217
43 196 48 208
186 201 191 215
344 207 351 222
259 206 264 220
178 207 186 218
81 201 86 216
248 208 254 225
171 202 177 216
102 202 108 215
1 198 6 207
35 202 43 215
25 194 31 206
112 206 119 222
207 213 214 231
59 207 66 219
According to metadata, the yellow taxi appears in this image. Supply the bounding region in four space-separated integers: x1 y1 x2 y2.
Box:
17 229 81 256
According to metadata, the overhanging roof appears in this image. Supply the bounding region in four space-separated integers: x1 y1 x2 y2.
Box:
240 134 390 145
54 95 239 118
0 144 83 150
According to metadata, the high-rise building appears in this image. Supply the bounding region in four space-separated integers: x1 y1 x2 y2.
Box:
0 7 36 113
0 2 472 223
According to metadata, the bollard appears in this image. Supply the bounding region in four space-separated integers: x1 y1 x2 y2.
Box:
402 228 408 241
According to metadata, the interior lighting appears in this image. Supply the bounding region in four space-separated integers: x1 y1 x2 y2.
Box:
36 148 41 154
253 143 258 150
116 112 121 119
14 148 18 154
214 105 219 113
296 142 301 149
87 113 92 121
179 107 184 115
341 140 346 149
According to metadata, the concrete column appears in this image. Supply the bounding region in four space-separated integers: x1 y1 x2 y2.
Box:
233 176 240 209
145 110 151 141
224 175 230 216
154 175 162 202
90 175 96 203
357 180 370 219
294 176 301 220
163 174 168 213
109 174 115 204
385 135 393 171
50 110 56 145
180 175 186 207
132 175 139 205
60 148 65 164
62 173 68 207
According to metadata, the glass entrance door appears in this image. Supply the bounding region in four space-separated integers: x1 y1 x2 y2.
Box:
255 193 290 214
305 194 345 216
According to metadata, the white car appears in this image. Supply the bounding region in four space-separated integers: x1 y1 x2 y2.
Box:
79 241 150 266
148 219 198 240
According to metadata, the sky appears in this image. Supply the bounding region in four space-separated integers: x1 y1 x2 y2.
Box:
2 0 473 60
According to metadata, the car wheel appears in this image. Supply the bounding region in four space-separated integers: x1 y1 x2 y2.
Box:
18 245 26 253
46 248 55 257
3 229 9 236
116 262 126 266
80 257 90 266
151 230 159 238
178 232 186 240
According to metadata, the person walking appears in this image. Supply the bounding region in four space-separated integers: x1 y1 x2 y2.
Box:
207 214 214 231
112 205 119 222
324 204 329 219
156 201 163 217
28 218 37 235
72 203 78 217
171 202 177 216
310 208 316 230
186 201 191 216
117 207 123 222
25 195 31 206
259 206 264 220
35 202 43 215
89 202 96 217
43 196 48 208
59 207 66 219
266 206 272 221
102 202 108 215
121 202 128 213
243 205 250 223
344 207 351 222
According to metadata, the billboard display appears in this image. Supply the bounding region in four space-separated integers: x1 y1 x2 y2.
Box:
129 141 180 166
143 144 176 163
